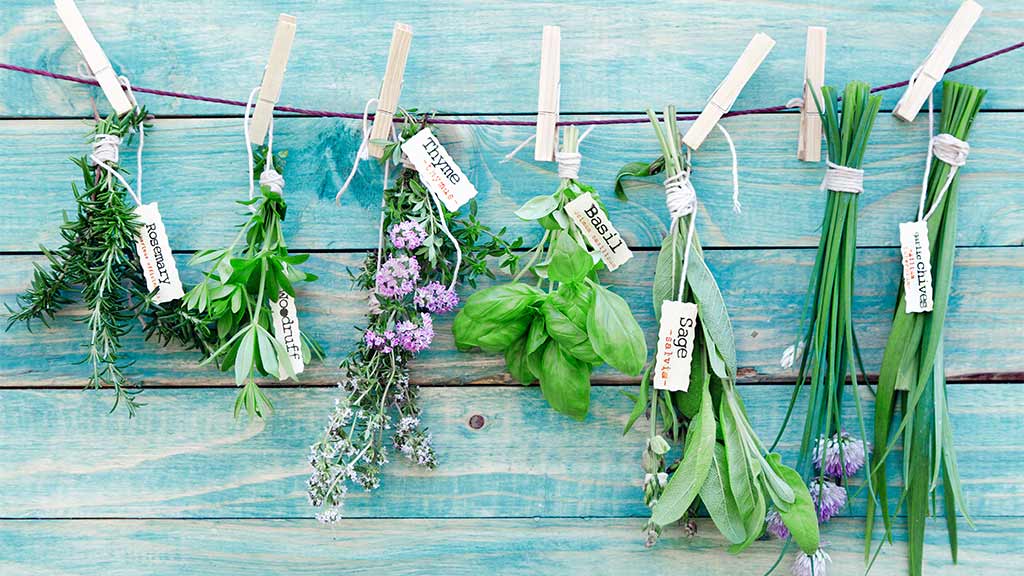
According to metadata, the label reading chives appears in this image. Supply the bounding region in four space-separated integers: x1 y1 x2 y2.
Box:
564 192 633 271
899 220 933 314
653 301 698 392
272 289 304 378
133 202 184 304
401 128 478 212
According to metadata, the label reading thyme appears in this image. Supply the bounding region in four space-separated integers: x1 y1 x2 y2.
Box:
899 220 934 314
564 192 633 271
400 128 478 212
653 301 698 392
271 289 304 378
133 202 184 304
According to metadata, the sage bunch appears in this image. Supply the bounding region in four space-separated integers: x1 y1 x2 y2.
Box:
6 111 214 415
184 148 324 418
308 115 519 522
453 126 646 420
622 108 819 560
866 81 985 576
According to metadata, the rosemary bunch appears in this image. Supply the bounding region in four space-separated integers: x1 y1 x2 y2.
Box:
623 108 819 559
184 149 324 418
866 81 985 576
308 115 519 522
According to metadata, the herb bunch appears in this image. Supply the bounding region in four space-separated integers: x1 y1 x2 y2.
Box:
6 110 212 415
308 114 520 523
453 126 646 420
622 108 819 561
184 148 324 418
866 81 985 576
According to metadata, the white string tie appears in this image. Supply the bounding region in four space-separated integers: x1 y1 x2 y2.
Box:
260 167 285 194
820 161 864 194
786 97 805 109
335 98 379 203
89 75 144 207
714 123 742 213
501 134 536 163
553 126 595 179
664 170 698 219
915 93 970 222
931 133 970 167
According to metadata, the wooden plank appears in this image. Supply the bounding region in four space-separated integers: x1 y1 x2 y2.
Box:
0 384 1020 519
0 113 1021 252
0 517 1020 575
0 1 1021 117
1 247 1020 388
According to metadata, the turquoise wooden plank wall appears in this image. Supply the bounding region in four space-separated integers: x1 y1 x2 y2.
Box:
1 1 1022 574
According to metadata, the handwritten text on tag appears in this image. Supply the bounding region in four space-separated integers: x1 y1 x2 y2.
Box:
134 202 184 304
272 289 304 378
899 220 933 313
564 192 633 271
653 301 698 392
401 128 478 212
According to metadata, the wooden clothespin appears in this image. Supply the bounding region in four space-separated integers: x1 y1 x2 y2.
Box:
797 27 827 162
368 23 413 159
893 0 983 122
54 0 133 115
534 25 561 162
682 33 776 151
249 14 297 146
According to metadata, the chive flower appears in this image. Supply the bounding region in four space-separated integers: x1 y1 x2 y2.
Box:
809 478 847 522
813 431 869 478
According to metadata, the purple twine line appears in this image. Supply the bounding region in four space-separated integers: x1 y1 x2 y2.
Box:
1 40 1020 126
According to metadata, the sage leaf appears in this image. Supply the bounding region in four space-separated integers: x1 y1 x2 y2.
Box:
687 252 736 377
587 284 646 376
765 453 820 555
701 443 748 544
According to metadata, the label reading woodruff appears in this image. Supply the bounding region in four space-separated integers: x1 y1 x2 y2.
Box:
272 289 304 378
400 128 478 212
653 301 698 392
899 220 933 314
564 192 633 271
133 202 184 304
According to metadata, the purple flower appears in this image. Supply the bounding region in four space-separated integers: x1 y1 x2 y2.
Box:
765 508 789 539
414 281 459 314
363 329 396 354
813 430 870 478
792 548 831 576
375 255 420 299
810 478 847 522
395 313 434 354
389 220 427 250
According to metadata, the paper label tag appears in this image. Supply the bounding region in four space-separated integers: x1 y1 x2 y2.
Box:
133 202 184 304
401 127 478 212
899 221 934 313
271 289 304 378
564 192 633 271
653 301 698 392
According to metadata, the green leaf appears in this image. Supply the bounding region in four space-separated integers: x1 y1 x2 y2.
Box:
537 340 591 420
587 284 646 375
651 368 715 526
514 195 559 220
526 316 548 354
614 157 664 200
765 453 820 555
234 327 256 386
622 370 649 436
653 229 683 321
505 336 534 384
547 234 592 284
701 443 748 544
458 283 543 322
688 251 737 377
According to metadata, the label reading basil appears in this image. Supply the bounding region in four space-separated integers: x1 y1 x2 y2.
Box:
133 202 184 304
400 127 478 212
899 220 933 314
653 301 698 392
271 289 304 378
564 192 633 271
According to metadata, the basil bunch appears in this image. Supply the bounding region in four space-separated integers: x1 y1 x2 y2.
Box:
454 127 646 420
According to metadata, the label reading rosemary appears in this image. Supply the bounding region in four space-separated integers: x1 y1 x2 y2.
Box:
564 192 633 271
271 289 304 378
653 301 698 392
400 128 478 212
133 202 184 304
899 220 933 314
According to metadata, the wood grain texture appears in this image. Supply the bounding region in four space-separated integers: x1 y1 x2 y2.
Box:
0 385 1020 519
2 247 1021 388
0 113 1021 252
0 517 1020 576
0 1 1022 117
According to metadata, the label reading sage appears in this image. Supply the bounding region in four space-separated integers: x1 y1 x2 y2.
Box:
653 301 698 392
271 289 304 378
564 192 633 271
133 202 184 304
899 220 933 314
401 127 478 212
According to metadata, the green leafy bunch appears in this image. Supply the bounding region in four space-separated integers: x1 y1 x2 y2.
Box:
6 110 214 416
867 81 985 576
184 148 324 418
621 107 819 556
453 126 646 421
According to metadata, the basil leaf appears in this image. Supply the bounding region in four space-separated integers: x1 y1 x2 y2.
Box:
526 316 548 354
475 314 533 354
458 282 543 322
701 443 748 544
613 156 664 200
537 340 591 420
765 453 820 555
587 284 646 376
514 195 558 221
624 367 651 435
505 336 534 384
547 234 592 284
